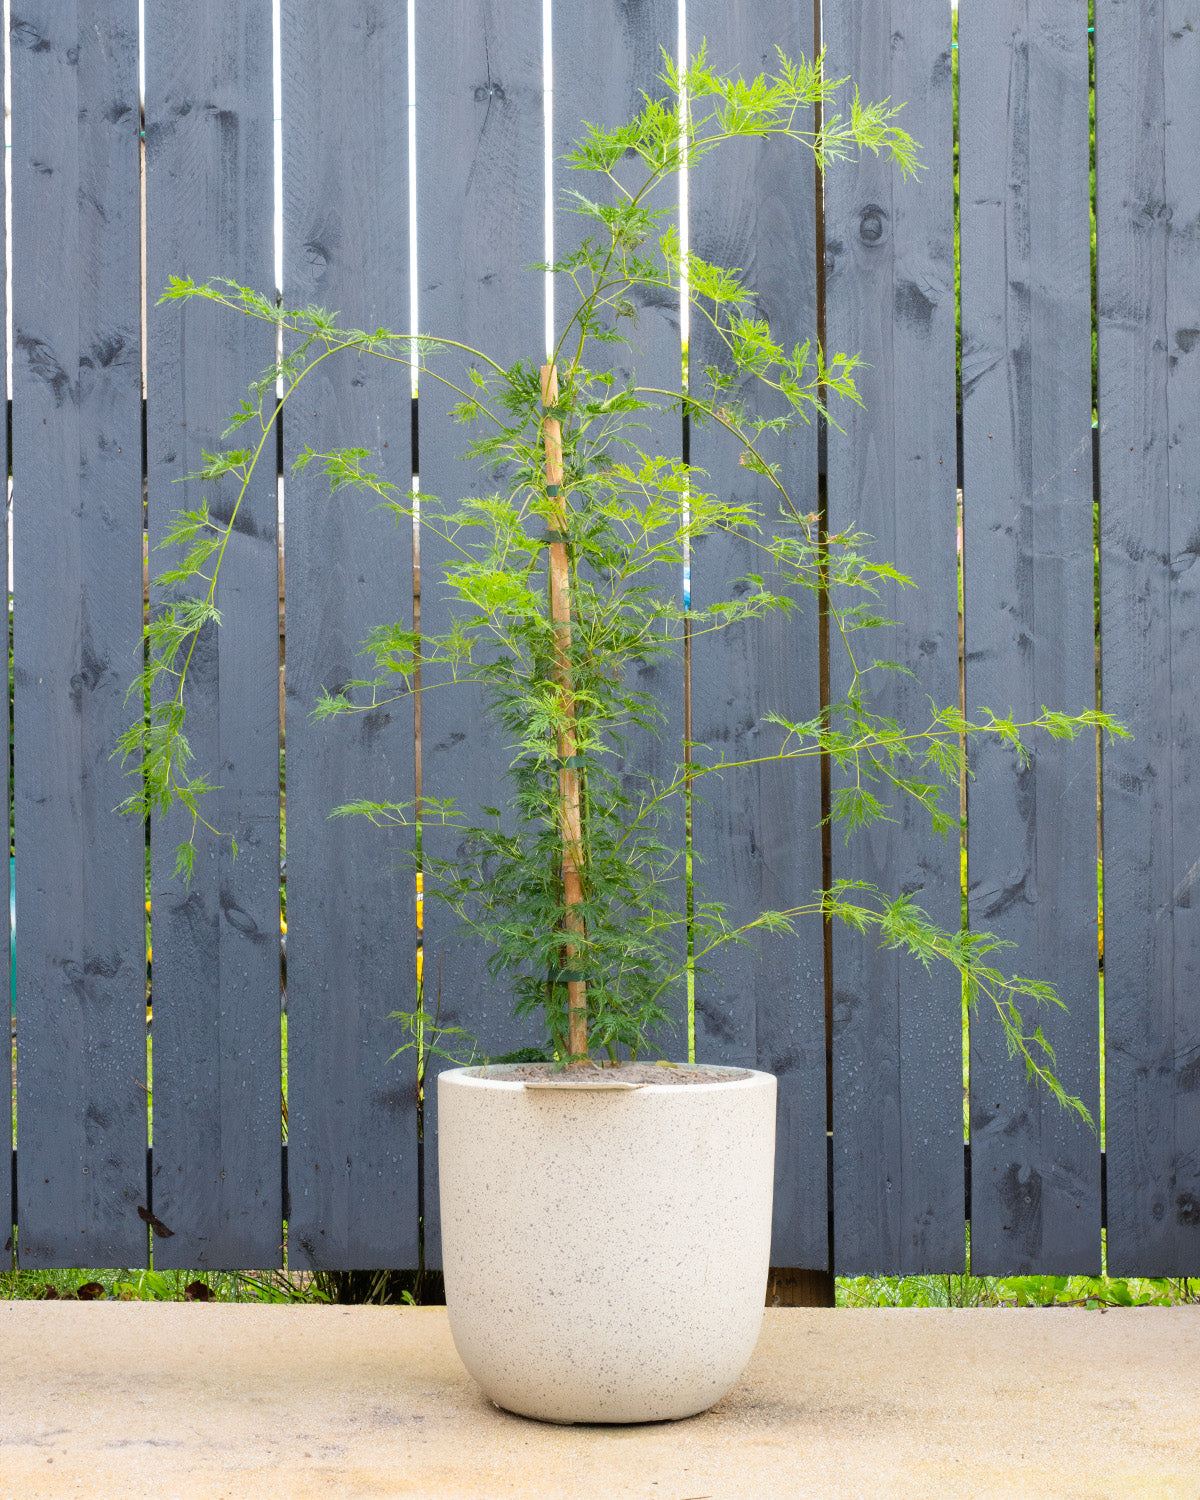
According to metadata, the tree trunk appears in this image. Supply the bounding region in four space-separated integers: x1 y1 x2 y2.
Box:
541 364 588 1061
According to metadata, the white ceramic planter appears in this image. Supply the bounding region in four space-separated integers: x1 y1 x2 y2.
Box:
438 1062 776 1424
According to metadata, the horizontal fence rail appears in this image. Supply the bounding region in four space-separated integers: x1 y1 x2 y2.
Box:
5 0 1199 1278
7 1138 1113 1249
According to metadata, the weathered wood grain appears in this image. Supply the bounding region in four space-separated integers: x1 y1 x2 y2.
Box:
824 0 963 1273
416 0 547 1268
960 0 1100 1274
144 0 281 1268
11 3 147 1268
685 0 827 1268
282 1 417 1271
1097 0 1200 1274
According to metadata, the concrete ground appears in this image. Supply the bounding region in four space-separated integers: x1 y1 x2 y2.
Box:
1 1304 1197 1498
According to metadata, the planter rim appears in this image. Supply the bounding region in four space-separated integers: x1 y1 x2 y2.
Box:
441 1061 774 1094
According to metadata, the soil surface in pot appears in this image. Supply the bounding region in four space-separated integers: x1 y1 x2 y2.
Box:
478 1062 752 1086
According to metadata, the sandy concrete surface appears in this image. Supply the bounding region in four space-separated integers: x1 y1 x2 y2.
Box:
0 1303 1197 1498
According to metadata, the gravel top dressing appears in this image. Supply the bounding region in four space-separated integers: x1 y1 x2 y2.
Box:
476 1062 753 1087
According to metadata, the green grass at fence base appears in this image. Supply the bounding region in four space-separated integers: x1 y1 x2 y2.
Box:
837 1272 1196 1308
0 1260 444 1305
5 1262 1194 1309
0 1265 330 1303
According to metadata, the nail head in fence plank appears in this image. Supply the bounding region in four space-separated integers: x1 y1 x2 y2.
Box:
416 0 548 1269
960 0 1100 1274
143 0 282 1270
1098 0 1200 1275
11 3 147 1268
686 0 827 1269
282 0 418 1271
824 0 964 1273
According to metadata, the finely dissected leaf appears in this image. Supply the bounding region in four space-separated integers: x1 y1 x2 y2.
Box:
173 841 196 883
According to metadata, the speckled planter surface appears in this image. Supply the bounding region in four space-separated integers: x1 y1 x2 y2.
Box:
438 1063 777 1425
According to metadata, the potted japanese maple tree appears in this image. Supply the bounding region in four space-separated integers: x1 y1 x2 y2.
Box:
123 49 1117 1423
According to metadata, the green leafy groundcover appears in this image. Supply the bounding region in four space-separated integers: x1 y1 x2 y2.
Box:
2 1265 1194 1308
0 1267 323 1302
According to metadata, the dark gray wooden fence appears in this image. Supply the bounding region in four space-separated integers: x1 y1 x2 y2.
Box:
6 0 1198 1279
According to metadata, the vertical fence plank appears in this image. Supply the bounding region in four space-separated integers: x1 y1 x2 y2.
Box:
552 0 685 1056
11 3 146 1267
1098 0 1200 1274
960 0 1100 1274
552 7 683 466
685 1 827 1268
2 5 11 1247
824 0 962 1272
144 1 281 1268
552 0 682 473
417 0 546 1267
282 3 417 1271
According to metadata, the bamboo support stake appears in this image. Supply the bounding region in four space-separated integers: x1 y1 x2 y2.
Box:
541 364 588 1062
